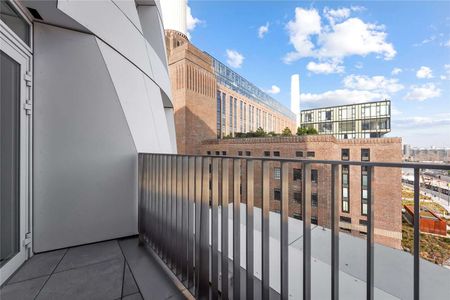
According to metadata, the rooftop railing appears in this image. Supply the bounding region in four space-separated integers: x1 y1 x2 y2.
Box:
138 153 450 300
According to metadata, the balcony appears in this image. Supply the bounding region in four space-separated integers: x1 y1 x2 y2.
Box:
2 153 449 300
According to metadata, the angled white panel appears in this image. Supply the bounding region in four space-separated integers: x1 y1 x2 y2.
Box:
34 23 138 252
145 40 172 100
57 0 152 77
112 0 143 32
164 107 177 153
97 39 173 153
137 5 167 65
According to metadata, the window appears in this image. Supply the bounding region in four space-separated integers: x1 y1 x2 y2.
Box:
222 151 227 156
293 213 302 220
274 189 281 201
207 151 211 155
307 151 315 158
340 216 352 223
311 169 318 183
359 219 368 226
311 216 318 225
342 165 350 213
215 151 220 155
293 168 302 181
361 149 370 161
295 151 303 157
246 151 251 156
0 1 30 46
238 151 243 156
361 166 368 215
274 168 281 180
273 151 280 157
264 151 270 157
293 192 301 204
311 193 318 207
341 149 349 161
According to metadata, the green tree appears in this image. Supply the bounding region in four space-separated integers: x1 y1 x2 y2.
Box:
254 127 267 137
281 127 292 136
297 126 318 136
268 131 278 137
306 127 318 135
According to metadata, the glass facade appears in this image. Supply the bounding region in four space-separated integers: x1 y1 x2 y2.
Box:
300 100 391 139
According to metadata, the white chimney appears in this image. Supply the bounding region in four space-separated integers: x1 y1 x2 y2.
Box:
160 0 188 36
290 74 300 126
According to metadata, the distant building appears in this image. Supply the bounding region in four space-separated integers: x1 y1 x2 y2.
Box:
408 147 450 163
300 100 391 139
403 144 411 159
165 30 296 154
200 135 403 249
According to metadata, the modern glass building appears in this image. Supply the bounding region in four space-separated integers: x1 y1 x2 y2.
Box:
300 100 391 139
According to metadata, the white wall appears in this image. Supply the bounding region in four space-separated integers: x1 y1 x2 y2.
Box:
32 1 175 251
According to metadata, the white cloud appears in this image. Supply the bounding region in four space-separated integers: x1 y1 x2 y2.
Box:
284 8 321 63
265 85 281 94
258 22 269 39
391 68 402 75
284 7 396 64
394 116 450 128
440 64 450 80
306 60 344 74
301 89 383 107
186 3 201 39
445 39 450 47
354 62 364 69
404 83 441 101
343 75 404 93
416 66 433 79
323 7 351 24
226 49 244 68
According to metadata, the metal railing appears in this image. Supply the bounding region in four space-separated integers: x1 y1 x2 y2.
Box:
138 153 450 300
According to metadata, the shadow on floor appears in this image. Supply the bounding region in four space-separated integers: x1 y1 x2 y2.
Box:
0 236 186 300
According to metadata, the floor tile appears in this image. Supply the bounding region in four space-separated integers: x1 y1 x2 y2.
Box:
37 258 123 300
55 240 123 272
122 292 143 300
0 276 48 300
7 249 66 284
122 262 139 296
119 237 183 300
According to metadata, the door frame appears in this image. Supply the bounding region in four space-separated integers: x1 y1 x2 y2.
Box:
0 0 33 285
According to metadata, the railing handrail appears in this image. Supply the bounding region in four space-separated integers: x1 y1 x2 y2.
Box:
138 152 450 170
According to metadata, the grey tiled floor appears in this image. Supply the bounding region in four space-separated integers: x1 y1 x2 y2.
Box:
0 237 184 300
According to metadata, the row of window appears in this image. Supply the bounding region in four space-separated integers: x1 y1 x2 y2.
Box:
206 150 316 158
273 189 318 206
341 148 370 216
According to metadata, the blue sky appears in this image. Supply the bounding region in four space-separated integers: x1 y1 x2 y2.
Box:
186 0 450 147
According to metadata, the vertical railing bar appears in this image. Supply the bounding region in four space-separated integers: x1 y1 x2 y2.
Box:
233 159 241 300
166 155 172 267
160 155 164 255
137 154 143 241
246 160 255 300
195 157 203 296
281 162 289 300
150 154 155 247
222 159 230 300
164 155 168 261
156 155 160 253
212 158 220 299
188 157 195 289
302 163 312 300
413 168 420 300
367 166 374 300
198 157 211 299
171 156 177 271
177 156 183 275
262 161 270 300
140 154 146 242
331 164 340 300
183 156 189 282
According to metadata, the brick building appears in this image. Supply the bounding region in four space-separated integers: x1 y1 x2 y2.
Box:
200 135 403 249
165 29 296 154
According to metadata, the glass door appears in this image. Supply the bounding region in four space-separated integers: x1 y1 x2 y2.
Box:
0 0 32 285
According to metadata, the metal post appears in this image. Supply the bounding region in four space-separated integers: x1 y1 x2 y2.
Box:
413 168 420 300
212 158 219 299
246 160 255 300
367 166 374 300
331 164 340 300
281 162 289 300
221 159 230 300
198 157 210 299
233 159 241 300
302 163 311 300
262 161 270 300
